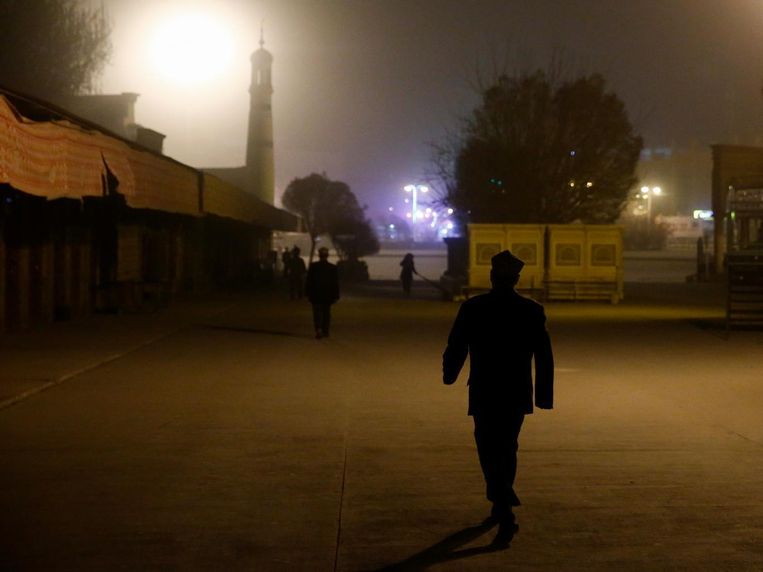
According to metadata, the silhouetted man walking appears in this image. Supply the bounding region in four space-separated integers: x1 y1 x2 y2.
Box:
305 246 340 339
443 250 554 546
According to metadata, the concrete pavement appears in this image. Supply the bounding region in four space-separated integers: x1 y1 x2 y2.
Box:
1 281 762 570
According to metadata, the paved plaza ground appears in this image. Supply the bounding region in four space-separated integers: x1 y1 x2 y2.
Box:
1 275 762 570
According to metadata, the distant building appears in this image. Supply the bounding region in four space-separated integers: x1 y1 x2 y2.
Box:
205 30 275 205
57 92 138 138
637 143 712 215
655 214 711 250
0 85 297 333
56 92 166 154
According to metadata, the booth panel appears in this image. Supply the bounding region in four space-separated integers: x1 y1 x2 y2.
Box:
466 223 623 302
585 226 623 283
505 224 545 290
468 224 506 288
547 225 586 281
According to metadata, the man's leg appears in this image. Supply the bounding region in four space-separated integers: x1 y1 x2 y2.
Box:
500 413 525 507
474 416 504 516
312 304 323 338
474 414 524 522
322 304 332 337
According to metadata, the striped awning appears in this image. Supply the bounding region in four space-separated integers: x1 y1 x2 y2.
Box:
0 93 298 230
0 94 198 215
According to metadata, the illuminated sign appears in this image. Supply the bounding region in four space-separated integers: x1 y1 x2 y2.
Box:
693 210 713 221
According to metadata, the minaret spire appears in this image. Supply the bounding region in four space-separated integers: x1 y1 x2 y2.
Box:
246 25 275 204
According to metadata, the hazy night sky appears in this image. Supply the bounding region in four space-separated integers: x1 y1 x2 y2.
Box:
99 0 763 213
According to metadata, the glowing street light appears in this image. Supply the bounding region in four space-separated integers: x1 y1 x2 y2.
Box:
638 185 664 231
149 9 235 85
404 184 429 241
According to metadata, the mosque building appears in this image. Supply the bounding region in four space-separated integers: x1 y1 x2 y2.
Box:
205 29 276 205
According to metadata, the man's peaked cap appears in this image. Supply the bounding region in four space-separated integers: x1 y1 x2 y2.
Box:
491 250 524 276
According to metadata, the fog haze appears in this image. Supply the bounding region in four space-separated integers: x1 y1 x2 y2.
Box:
99 0 763 212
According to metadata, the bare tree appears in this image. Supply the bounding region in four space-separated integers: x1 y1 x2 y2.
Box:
431 63 642 226
282 173 378 263
0 0 111 98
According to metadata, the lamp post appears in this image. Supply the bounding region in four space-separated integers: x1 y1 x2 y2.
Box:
640 185 662 230
404 184 429 242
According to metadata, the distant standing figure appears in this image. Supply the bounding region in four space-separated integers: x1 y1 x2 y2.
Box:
305 247 340 339
442 250 554 546
281 248 292 281
289 246 307 299
400 252 417 295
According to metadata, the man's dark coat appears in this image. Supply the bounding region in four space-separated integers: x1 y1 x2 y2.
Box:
305 259 340 304
443 288 554 415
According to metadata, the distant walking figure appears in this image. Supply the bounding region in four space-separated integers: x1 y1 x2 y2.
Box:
442 250 554 546
400 252 417 295
281 248 292 281
305 247 340 339
288 246 307 300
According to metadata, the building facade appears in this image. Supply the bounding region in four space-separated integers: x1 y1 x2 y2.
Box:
0 86 296 334
205 31 276 205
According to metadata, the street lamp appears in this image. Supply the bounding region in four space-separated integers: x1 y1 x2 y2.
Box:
404 184 429 241
640 185 662 226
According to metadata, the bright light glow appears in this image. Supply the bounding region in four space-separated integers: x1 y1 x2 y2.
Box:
447 222 454 229
150 10 234 85
693 209 713 220
569 181 575 188
420 185 429 193
425 208 432 214
406 213 412 218
404 185 416 193
388 206 394 212
641 186 650 195
652 186 662 195
389 224 396 229
404 198 409 204
447 208 454 215
586 181 593 188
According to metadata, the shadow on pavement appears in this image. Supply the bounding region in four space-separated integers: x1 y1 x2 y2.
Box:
370 521 509 571
347 281 447 302
197 324 309 338
687 318 729 339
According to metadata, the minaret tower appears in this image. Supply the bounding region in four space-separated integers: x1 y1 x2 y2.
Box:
246 26 275 204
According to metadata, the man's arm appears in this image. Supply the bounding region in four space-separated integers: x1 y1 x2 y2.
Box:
534 309 554 409
304 266 314 298
442 304 469 385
